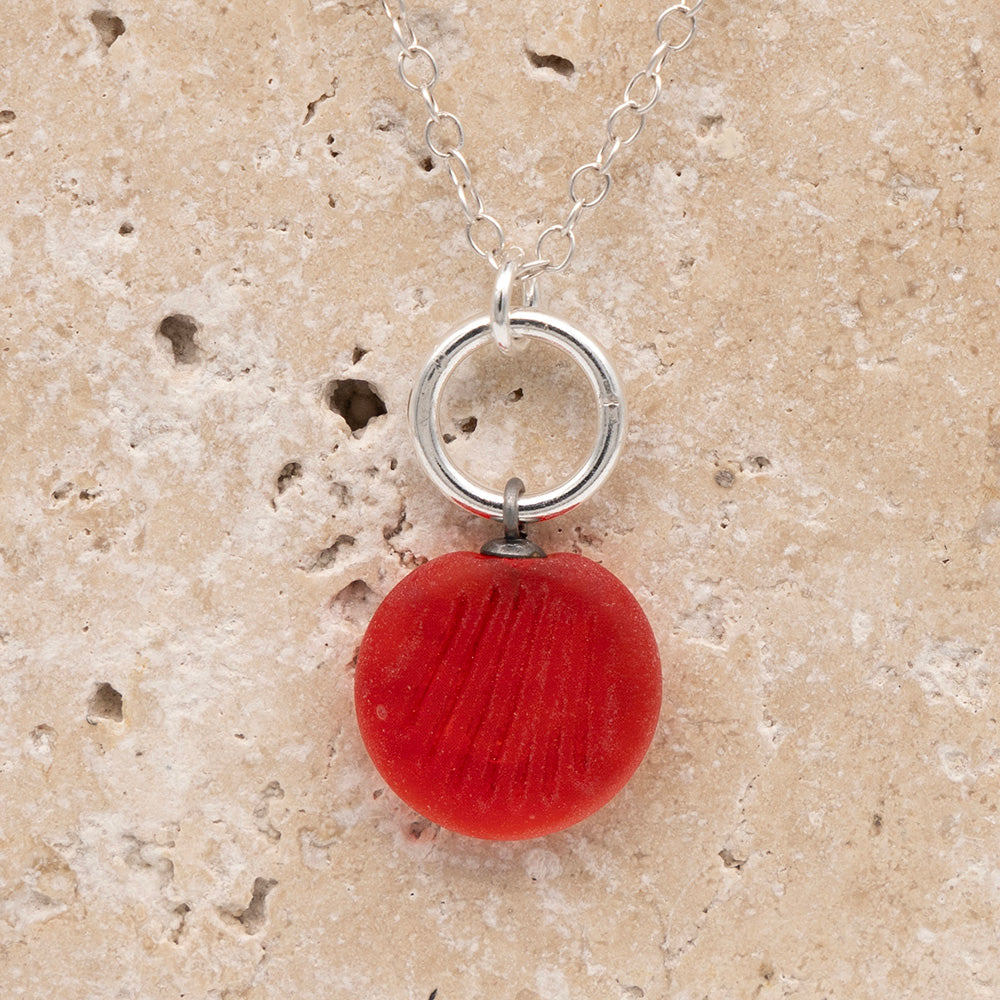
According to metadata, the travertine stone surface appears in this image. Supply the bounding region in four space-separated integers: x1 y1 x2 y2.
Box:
2 1 998 998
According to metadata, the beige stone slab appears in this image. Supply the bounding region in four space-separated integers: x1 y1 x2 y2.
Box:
1 1 999 998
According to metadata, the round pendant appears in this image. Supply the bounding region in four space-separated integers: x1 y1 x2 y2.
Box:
355 551 661 840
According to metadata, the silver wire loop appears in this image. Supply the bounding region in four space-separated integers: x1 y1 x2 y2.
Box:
491 257 519 353
502 477 525 539
493 254 544 351
409 312 626 522
479 477 547 558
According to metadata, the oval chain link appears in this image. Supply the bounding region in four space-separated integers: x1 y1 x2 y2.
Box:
380 0 704 277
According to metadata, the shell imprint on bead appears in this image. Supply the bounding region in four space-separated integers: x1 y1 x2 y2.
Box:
355 551 661 840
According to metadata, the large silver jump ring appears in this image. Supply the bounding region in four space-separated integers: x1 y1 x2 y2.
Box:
409 310 626 522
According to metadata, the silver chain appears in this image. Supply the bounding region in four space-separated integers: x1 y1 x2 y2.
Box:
381 0 705 281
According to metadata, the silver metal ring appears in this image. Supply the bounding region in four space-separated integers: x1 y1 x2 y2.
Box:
490 257 519 354
408 310 626 522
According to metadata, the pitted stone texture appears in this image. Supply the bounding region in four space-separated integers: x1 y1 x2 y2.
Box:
2 1 999 998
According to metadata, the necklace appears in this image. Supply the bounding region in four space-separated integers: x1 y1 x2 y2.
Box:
354 0 706 840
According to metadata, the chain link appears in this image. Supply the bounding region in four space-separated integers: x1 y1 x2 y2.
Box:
380 0 704 277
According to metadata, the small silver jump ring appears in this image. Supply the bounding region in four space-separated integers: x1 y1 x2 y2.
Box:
491 256 519 354
409 311 626 522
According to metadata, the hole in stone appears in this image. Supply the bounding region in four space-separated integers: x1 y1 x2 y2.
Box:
118 221 134 235
458 416 478 435
311 534 356 571
89 10 126 48
383 507 409 541
157 314 202 365
719 847 745 871
30 723 57 755
506 387 524 403
168 903 191 944
408 818 435 840
325 378 387 434
698 114 725 136
525 47 575 77
0 110 15 124
419 154 434 172
87 682 123 723
276 461 303 494
330 579 377 622
234 877 277 935
352 346 369 365
303 82 337 125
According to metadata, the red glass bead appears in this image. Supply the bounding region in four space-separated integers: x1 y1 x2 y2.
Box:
355 551 661 840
